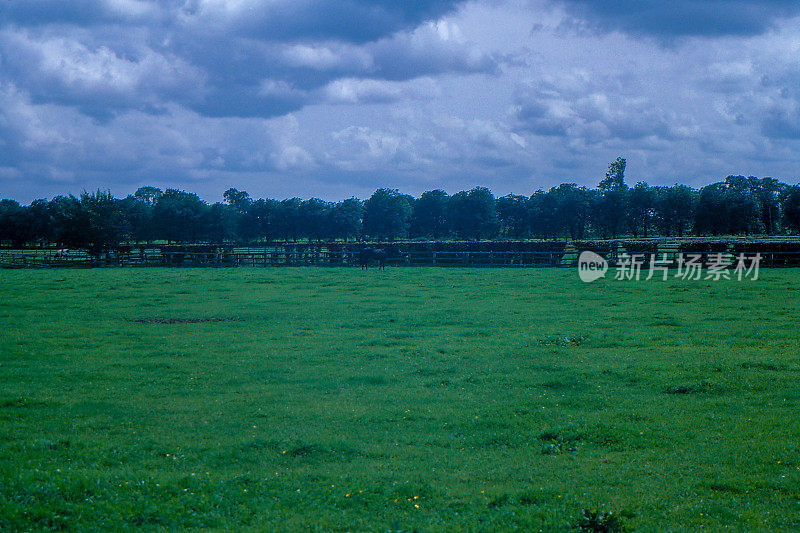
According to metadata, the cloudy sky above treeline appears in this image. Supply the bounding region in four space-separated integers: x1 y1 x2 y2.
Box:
2 0 800 203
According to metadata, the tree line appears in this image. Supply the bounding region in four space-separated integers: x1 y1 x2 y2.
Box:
3 158 800 256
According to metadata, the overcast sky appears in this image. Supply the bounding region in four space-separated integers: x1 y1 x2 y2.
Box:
2 0 800 204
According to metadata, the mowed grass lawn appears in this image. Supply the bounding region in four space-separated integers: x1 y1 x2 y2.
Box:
1 267 799 531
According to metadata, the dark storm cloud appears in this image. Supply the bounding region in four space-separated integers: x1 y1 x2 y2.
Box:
2 1 464 42
0 0 168 26
0 0 493 119
178 0 464 43
3 0 800 204
553 0 800 37
0 28 205 118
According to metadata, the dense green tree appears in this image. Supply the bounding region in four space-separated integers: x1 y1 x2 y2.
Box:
448 187 498 240
0 199 28 247
133 186 162 206
727 176 762 234
48 191 129 256
299 198 332 241
755 177 783 235
204 203 238 244
363 189 412 240
496 194 529 238
223 188 252 212
329 198 363 242
593 158 629 238
528 190 559 239
119 194 155 244
274 198 302 241
598 157 627 191
410 190 449 239
79 190 130 256
48 196 79 248
550 184 591 239
153 189 208 243
26 199 53 246
694 183 728 235
240 198 279 242
654 185 696 237
627 182 656 238
781 185 800 234
694 178 761 236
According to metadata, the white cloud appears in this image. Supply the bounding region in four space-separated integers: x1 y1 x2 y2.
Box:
322 78 440 104
1 28 205 113
4 0 800 203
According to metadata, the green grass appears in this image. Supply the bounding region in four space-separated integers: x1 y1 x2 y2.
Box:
1 267 799 531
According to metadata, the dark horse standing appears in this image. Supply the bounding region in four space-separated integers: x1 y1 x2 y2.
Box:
359 248 387 270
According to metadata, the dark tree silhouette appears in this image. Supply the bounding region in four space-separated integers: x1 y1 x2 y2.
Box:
363 189 412 241
496 194 529 238
153 189 207 243
329 198 363 242
448 187 498 240
410 189 449 239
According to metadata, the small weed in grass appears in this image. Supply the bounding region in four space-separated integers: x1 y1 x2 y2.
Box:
538 334 589 347
575 509 627 532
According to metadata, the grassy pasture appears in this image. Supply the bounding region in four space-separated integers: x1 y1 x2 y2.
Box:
1 267 799 531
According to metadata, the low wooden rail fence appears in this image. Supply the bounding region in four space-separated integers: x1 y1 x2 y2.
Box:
3 248 800 268
117 250 566 267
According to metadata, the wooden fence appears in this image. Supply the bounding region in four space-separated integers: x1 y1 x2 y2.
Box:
3 243 800 268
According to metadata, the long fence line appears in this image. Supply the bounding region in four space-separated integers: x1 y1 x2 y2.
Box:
3 244 800 268
0 249 566 268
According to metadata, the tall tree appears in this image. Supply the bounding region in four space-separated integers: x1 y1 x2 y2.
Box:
79 190 130 256
755 177 783 235
26 199 53 246
329 198 363 242
654 185 696 237
274 198 302 241
627 182 656 238
598 157 627 191
550 184 591 239
119 194 155 244
152 189 208 243
204 202 238 244
49 191 129 256
593 157 629 238
448 187 498 240
240 198 279 243
133 186 163 206
496 194 529 238
0 200 28 247
410 190 449 239
529 189 559 240
222 188 252 212
723 176 762 234
298 198 332 242
694 183 728 235
781 185 800 234
363 188 412 241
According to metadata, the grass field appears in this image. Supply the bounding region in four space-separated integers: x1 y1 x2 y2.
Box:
1 267 799 531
